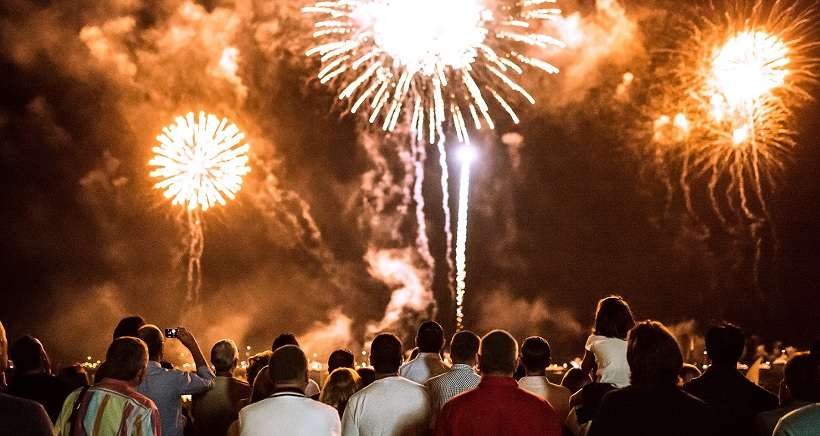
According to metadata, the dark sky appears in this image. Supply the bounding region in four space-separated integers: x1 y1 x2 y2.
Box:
0 0 818 365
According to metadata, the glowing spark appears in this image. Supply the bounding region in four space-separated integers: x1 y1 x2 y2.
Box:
150 112 251 211
303 0 562 144
455 145 477 330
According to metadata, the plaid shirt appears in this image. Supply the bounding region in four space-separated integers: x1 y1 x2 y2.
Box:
425 364 480 411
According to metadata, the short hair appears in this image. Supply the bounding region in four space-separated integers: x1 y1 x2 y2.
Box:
627 320 683 387
137 325 164 361
320 368 361 411
784 353 820 401
450 330 480 362
479 330 518 375
679 363 702 384
560 367 591 394
113 316 146 339
370 333 403 374
211 339 239 372
271 333 299 352
104 337 148 381
593 296 635 339
58 364 90 390
269 345 307 383
521 336 551 372
356 367 376 388
328 349 355 374
246 351 272 387
705 322 745 365
9 336 47 373
416 321 445 353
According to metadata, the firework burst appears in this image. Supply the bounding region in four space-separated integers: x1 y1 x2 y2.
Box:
303 0 563 144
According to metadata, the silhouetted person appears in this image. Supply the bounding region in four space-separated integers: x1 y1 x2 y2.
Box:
679 363 702 385
755 352 820 435
684 322 777 435
581 296 635 388
328 348 355 374
0 321 52 436
57 364 90 391
7 334 72 422
426 330 481 412
113 316 147 339
321 367 361 417
589 320 715 436
399 321 449 383
519 336 572 423
192 339 251 436
55 337 160 436
343 333 432 435
239 345 340 435
560 367 591 395
435 330 562 436
251 333 320 402
356 366 376 388
137 325 214 436
245 351 272 389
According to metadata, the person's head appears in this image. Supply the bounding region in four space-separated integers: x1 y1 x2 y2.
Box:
593 296 635 339
58 365 90 390
328 349 355 374
416 321 445 353
679 363 702 385
211 339 239 375
561 367 592 394
9 335 49 374
356 367 376 387
705 322 745 365
113 316 146 340
521 336 551 375
450 330 480 365
321 368 361 413
271 333 299 352
137 325 165 362
370 333 403 375
478 330 518 377
784 352 820 402
627 320 683 388
246 351 272 386
269 345 308 388
104 337 149 384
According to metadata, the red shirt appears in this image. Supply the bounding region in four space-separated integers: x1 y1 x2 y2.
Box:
435 376 562 436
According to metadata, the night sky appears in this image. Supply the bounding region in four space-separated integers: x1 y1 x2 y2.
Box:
1 0 818 365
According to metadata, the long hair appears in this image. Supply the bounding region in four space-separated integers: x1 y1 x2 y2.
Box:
593 296 635 339
627 320 683 388
321 368 361 416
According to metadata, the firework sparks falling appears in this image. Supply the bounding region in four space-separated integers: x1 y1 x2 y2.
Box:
303 0 563 144
455 145 477 330
149 112 251 301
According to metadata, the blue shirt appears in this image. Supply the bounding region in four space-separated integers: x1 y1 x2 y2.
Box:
138 361 214 436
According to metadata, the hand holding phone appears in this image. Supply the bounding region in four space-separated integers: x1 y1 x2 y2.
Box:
164 328 179 339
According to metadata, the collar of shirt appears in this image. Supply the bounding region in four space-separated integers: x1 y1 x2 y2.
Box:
417 352 442 361
478 375 518 388
98 378 137 392
147 361 163 369
271 387 305 398
450 364 475 371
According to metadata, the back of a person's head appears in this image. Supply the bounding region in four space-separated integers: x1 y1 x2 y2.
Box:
416 321 445 353
594 296 635 339
113 316 146 340
370 333 403 374
784 352 820 402
246 350 273 386
211 339 239 373
271 333 299 352
479 330 518 376
705 322 745 365
328 349 355 373
356 367 376 388
627 320 683 388
58 364 90 390
269 345 307 383
561 367 592 394
137 325 164 361
521 336 551 373
9 335 47 373
321 367 361 408
450 330 480 363
104 337 148 382
679 363 702 384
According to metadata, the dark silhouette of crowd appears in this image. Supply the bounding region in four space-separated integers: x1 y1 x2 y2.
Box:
1 295 818 436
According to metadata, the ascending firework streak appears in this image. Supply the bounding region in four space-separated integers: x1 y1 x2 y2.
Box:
455 146 477 330
149 112 251 301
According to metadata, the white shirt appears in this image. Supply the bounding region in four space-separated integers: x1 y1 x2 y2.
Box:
585 335 631 388
398 353 450 384
518 375 572 422
239 390 341 436
341 375 432 436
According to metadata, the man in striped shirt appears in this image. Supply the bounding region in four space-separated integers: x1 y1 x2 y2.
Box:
55 337 160 436
426 330 481 412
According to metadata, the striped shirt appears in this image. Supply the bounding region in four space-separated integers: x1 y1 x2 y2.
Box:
55 378 160 436
425 364 480 411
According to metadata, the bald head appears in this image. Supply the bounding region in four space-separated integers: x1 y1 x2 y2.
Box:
479 330 518 376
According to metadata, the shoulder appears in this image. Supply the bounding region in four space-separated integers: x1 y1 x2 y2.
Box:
0 392 50 413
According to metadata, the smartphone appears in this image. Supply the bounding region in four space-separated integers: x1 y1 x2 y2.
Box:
164 328 179 338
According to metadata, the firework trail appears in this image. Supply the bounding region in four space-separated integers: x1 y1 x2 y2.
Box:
434 135 457 303
411 134 436 273
149 112 251 301
455 146 477 330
